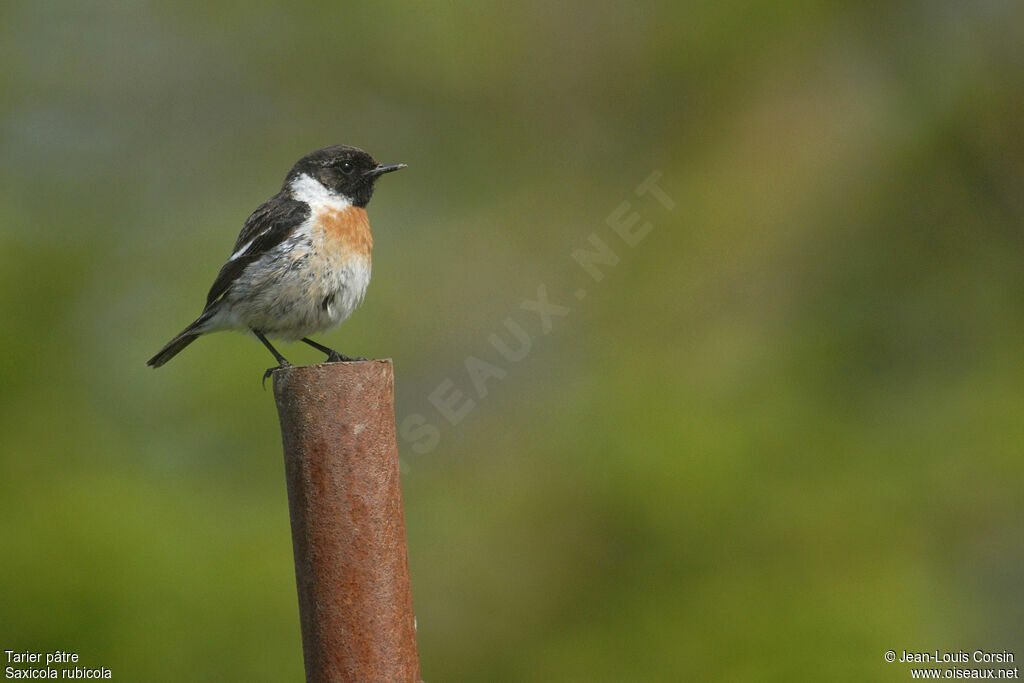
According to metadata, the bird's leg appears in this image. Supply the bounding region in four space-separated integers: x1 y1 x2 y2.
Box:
301 337 366 363
253 329 291 387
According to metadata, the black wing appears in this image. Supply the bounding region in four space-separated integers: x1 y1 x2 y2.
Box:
204 192 311 307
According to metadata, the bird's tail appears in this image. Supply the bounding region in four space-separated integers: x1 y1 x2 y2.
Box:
147 318 207 368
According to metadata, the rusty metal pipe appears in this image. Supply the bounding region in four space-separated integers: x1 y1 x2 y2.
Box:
273 360 420 683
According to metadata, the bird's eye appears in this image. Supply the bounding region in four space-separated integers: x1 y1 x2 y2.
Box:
340 161 355 174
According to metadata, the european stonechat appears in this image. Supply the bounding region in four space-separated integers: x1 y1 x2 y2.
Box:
147 145 405 378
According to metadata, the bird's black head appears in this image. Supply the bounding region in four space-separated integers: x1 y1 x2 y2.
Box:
285 145 406 208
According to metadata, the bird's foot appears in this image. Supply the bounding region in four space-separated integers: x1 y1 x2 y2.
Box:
262 360 292 389
325 351 366 363
300 337 364 363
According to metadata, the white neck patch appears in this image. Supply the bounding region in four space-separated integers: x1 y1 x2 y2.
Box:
290 173 352 212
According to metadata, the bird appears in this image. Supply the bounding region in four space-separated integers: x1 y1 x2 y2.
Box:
147 144 405 380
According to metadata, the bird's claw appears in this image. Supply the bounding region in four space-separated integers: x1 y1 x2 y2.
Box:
262 361 292 389
326 352 366 363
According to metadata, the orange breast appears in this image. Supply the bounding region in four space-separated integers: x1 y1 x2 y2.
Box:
317 205 373 257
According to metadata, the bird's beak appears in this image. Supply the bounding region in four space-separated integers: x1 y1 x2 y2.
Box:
365 163 407 177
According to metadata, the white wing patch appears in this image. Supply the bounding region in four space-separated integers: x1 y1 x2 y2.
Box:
228 236 258 262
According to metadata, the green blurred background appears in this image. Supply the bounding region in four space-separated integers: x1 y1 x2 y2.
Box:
3 1 1023 680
